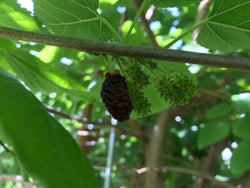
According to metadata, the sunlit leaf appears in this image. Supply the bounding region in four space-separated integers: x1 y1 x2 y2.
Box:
5 49 93 101
33 0 106 39
197 0 250 52
0 38 16 75
231 93 250 113
0 0 44 32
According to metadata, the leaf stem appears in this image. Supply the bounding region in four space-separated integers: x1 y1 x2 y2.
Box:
113 56 125 75
144 64 160 80
0 139 15 156
101 17 123 43
164 19 209 49
124 0 149 42
103 55 113 72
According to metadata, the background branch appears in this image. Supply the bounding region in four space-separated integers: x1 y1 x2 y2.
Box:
131 0 159 47
0 27 249 72
135 166 234 188
0 175 37 188
45 105 142 139
144 107 178 188
193 0 213 42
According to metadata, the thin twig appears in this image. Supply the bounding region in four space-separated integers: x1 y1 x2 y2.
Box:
134 166 234 188
0 27 249 72
45 105 143 138
0 140 15 156
131 0 159 47
125 0 149 42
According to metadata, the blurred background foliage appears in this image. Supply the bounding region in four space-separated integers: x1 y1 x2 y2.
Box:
0 0 250 187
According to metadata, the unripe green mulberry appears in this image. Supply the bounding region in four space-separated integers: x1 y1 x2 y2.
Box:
125 62 150 89
157 72 197 105
127 81 151 116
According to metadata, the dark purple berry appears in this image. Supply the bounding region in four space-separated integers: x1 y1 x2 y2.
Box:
101 70 133 121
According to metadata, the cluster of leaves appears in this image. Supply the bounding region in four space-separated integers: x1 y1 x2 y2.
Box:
125 61 150 89
156 72 198 105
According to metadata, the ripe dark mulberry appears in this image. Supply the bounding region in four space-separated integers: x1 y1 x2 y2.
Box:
101 70 133 121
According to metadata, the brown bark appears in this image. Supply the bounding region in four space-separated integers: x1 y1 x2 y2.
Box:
77 104 94 154
131 0 159 47
144 107 178 188
77 70 102 153
194 139 227 188
193 0 213 43
128 119 148 144
1 27 250 72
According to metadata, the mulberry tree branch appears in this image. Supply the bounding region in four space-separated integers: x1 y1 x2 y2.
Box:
0 27 250 72
135 166 234 188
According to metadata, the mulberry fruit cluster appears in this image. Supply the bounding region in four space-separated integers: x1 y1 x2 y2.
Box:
125 62 150 89
101 70 133 121
127 82 151 116
156 72 198 105
124 61 151 116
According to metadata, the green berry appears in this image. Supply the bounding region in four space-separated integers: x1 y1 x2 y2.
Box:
125 62 150 89
127 81 151 116
156 72 198 105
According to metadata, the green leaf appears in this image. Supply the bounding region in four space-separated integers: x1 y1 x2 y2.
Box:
0 71 99 188
151 0 200 7
33 0 105 40
0 38 16 75
231 93 250 113
198 121 230 149
231 137 250 175
121 21 147 45
0 0 44 32
205 102 232 119
197 0 250 52
5 49 93 101
233 113 250 138
99 0 119 8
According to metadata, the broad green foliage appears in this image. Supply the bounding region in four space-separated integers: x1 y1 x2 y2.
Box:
231 137 250 175
197 0 250 52
5 50 93 101
0 0 44 32
0 71 99 188
198 121 230 149
33 0 104 40
233 113 250 138
0 0 250 187
232 93 250 113
205 102 232 119
0 38 16 75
